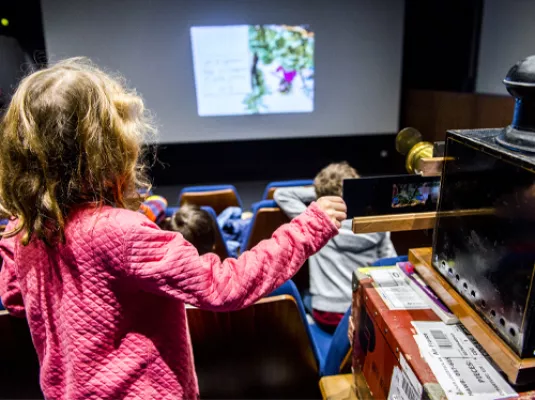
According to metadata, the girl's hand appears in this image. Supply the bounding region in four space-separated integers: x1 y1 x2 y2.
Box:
316 196 347 229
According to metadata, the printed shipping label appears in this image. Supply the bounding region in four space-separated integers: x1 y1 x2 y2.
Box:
411 321 517 400
368 268 429 310
399 353 423 399
388 367 421 400
411 321 481 358
423 353 517 400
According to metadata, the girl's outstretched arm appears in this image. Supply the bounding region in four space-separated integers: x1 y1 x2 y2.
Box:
119 200 343 310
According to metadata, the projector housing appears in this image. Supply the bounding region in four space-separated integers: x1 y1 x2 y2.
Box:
433 127 535 359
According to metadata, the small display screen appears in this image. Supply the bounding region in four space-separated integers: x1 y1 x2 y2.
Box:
343 175 441 218
392 182 440 208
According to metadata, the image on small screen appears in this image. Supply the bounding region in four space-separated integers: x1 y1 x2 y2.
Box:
190 24 314 116
391 182 440 208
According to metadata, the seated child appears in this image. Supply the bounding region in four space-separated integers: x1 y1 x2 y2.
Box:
138 194 168 225
216 206 252 257
275 162 397 333
161 204 216 255
0 58 347 399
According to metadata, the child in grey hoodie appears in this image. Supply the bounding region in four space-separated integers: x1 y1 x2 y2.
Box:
274 162 397 332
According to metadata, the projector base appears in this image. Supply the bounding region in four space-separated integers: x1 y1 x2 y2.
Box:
496 125 535 153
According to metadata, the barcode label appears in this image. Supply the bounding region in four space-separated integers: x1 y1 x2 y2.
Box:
401 373 420 400
430 329 453 348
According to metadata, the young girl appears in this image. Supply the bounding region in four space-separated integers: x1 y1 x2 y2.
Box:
0 58 347 400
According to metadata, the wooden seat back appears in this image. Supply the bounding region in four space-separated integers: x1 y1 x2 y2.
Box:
264 185 313 200
244 207 289 251
212 226 229 259
187 295 320 399
0 313 42 399
180 189 240 215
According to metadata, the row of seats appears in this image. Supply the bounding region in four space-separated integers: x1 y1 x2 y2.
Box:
165 202 285 260
0 281 346 399
174 180 314 214
187 256 407 398
166 180 313 259
160 181 349 397
0 311 42 399
167 180 435 259
186 280 351 399
0 214 406 400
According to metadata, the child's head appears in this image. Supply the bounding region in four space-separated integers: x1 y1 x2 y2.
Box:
0 58 153 244
164 204 216 255
314 162 359 198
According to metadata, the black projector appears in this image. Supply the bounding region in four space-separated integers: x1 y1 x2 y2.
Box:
433 55 535 358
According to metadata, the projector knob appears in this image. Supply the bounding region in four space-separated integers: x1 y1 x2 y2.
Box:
396 127 433 174
497 55 535 152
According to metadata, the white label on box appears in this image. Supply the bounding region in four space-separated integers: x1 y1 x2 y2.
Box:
411 321 481 358
388 367 421 400
411 321 517 400
399 353 423 399
368 268 429 310
424 353 517 400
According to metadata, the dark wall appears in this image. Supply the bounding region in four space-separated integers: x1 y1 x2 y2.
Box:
0 0 46 61
402 0 484 93
0 0 46 109
149 134 405 186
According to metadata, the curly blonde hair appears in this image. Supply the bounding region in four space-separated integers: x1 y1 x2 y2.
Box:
314 162 359 198
0 57 154 245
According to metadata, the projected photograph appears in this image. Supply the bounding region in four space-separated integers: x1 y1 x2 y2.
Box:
391 182 440 209
190 24 314 116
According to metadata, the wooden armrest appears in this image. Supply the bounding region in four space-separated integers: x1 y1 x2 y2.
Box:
319 374 358 400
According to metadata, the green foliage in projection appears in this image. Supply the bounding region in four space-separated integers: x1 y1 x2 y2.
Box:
244 25 314 113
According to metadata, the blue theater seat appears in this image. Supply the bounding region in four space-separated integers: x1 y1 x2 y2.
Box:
269 280 323 367
371 255 408 266
165 206 178 218
200 206 230 259
240 200 289 253
319 308 352 376
262 179 314 200
178 185 242 215
269 280 350 375
269 256 410 376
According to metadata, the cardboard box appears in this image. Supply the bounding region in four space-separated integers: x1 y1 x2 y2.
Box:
350 265 535 399
351 267 444 400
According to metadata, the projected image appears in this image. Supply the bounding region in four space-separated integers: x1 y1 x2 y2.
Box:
190 24 314 116
391 182 440 208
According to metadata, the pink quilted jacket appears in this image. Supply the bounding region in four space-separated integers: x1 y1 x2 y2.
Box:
0 202 336 399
